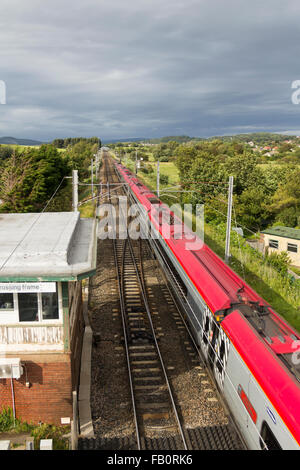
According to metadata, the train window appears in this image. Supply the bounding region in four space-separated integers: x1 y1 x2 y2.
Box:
148 197 161 204
203 317 209 344
278 353 300 383
154 239 188 299
208 323 219 365
217 340 225 373
259 421 282 450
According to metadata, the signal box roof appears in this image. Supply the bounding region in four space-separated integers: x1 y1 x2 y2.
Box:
0 212 97 281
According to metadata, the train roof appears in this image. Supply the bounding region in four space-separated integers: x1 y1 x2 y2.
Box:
222 310 300 445
116 163 300 412
116 163 268 310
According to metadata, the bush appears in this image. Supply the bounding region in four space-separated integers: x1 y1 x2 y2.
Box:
0 407 14 432
160 174 169 185
31 424 69 450
265 251 291 276
141 164 154 174
0 407 69 450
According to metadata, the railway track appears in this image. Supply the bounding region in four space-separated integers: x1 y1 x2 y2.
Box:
82 153 244 451
106 157 189 450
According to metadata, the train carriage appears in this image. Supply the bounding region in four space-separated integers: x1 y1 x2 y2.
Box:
114 162 300 450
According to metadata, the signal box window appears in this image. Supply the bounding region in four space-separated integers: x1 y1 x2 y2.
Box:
18 290 59 322
19 293 39 322
260 421 281 450
41 292 59 320
0 293 14 310
269 240 278 249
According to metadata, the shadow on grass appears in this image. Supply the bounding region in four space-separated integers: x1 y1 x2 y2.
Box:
204 231 300 333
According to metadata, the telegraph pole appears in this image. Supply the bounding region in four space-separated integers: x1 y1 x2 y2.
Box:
91 159 94 198
225 176 234 264
157 160 160 197
95 151 100 182
135 150 138 174
72 170 78 212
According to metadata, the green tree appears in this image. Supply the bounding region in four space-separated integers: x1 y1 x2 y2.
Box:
235 188 271 231
65 141 98 178
0 145 14 162
0 145 70 212
223 152 262 195
269 170 300 227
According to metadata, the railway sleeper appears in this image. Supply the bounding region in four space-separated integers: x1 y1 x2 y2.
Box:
141 411 171 422
132 367 161 373
130 351 157 357
135 384 167 391
133 378 163 386
136 394 170 405
129 344 155 350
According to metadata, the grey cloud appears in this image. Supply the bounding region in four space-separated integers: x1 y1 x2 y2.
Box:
0 0 300 140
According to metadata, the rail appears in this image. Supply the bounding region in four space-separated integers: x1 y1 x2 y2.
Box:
103 155 188 450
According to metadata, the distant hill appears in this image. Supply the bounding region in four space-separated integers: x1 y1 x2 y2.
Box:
103 136 194 144
104 132 299 146
102 137 146 144
143 135 196 144
1 132 294 148
207 132 297 144
0 136 42 146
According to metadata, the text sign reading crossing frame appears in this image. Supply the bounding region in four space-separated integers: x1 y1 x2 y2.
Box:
0 282 56 294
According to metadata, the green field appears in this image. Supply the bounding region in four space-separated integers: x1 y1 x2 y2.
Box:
0 143 66 152
0 144 39 150
121 156 179 189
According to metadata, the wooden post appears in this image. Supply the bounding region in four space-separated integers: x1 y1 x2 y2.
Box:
72 170 78 212
71 391 78 450
91 159 94 199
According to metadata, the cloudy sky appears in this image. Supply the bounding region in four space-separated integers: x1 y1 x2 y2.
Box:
1 0 300 141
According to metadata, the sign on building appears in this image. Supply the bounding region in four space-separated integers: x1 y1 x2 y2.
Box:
0 282 56 293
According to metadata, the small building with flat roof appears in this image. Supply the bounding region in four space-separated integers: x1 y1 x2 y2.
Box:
261 226 300 267
0 211 97 425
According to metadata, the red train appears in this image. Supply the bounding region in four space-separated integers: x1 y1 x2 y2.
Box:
114 162 300 450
